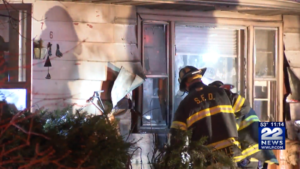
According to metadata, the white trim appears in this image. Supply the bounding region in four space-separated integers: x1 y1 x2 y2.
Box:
254 78 277 81
137 7 282 21
170 21 175 124
136 0 300 12
138 14 282 27
238 30 242 94
278 23 284 122
254 27 279 30
255 81 267 87
254 98 269 101
176 53 237 58
143 20 169 24
248 26 254 107
243 28 248 98
175 22 247 29
268 81 271 120
145 75 169 78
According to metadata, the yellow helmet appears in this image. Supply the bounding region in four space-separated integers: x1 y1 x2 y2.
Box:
178 66 207 92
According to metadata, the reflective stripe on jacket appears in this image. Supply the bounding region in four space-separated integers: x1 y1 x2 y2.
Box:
228 92 279 165
170 83 242 157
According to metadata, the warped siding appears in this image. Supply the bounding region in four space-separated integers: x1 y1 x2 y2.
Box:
31 1 139 112
283 15 300 169
284 15 300 121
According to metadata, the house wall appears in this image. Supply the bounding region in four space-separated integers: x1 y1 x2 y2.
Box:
30 1 140 113
1 1 291 168
282 15 300 169
284 15 300 121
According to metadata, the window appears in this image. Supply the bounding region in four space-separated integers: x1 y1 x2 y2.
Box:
173 23 245 112
137 15 281 132
0 89 26 110
140 22 169 129
0 5 32 110
253 28 278 121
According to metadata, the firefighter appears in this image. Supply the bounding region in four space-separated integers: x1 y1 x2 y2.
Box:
208 80 279 169
169 66 247 168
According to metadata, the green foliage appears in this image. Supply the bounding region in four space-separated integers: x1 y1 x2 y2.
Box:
149 130 238 169
0 102 134 169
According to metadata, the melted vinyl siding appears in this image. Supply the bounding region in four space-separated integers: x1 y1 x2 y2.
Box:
284 15 300 68
283 17 300 169
284 15 300 112
283 17 300 125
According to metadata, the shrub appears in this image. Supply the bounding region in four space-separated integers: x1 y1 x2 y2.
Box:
0 103 134 169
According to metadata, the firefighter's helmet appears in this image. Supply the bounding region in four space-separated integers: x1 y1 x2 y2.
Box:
208 81 224 88
178 66 207 92
209 80 235 90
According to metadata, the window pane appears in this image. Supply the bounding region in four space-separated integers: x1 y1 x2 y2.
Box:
254 81 268 98
0 88 27 111
0 10 27 83
254 100 268 121
142 78 168 126
254 29 276 78
143 24 167 75
174 24 239 111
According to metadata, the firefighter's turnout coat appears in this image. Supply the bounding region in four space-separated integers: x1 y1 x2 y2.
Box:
227 91 279 166
171 83 279 165
171 83 243 158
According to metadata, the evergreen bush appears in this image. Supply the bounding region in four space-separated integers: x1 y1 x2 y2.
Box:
0 103 134 169
149 131 238 169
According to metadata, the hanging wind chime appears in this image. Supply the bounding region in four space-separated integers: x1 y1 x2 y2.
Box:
56 44 63 58
44 42 52 79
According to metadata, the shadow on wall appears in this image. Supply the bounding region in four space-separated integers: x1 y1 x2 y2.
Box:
33 6 82 110
33 4 138 113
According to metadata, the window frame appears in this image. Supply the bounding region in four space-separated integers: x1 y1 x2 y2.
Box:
138 20 171 131
141 20 170 78
251 27 279 121
0 4 32 110
136 9 284 133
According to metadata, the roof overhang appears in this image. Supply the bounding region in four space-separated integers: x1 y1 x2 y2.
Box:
79 0 300 15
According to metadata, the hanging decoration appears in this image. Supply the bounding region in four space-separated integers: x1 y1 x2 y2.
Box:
47 42 52 56
33 39 43 59
44 42 52 79
56 44 63 58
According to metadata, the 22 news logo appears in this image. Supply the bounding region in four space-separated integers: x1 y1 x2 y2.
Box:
258 122 286 150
